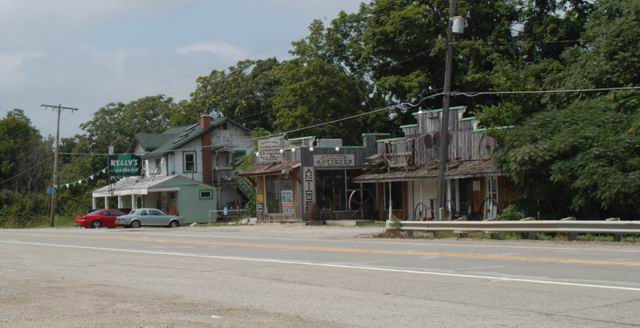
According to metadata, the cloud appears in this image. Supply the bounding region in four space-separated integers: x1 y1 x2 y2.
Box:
176 41 248 62
82 46 150 76
0 52 42 83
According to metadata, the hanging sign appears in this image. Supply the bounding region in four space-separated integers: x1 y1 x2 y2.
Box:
303 167 315 209
257 138 284 163
109 154 141 177
313 154 355 167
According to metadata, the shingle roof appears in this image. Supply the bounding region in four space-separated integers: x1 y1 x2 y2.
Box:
142 118 248 159
134 133 177 151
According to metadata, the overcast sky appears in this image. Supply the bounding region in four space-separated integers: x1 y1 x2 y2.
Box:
0 0 365 138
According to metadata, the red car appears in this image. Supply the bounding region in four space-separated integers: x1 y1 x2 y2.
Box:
76 209 127 229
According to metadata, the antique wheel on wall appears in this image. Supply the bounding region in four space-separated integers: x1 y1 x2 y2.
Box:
413 202 429 221
348 189 375 219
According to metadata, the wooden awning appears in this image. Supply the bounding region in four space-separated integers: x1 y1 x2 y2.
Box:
239 161 300 177
352 159 503 183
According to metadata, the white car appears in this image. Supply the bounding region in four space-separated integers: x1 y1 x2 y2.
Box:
116 208 183 228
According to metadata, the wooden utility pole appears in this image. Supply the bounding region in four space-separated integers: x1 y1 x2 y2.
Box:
41 104 79 227
435 0 457 220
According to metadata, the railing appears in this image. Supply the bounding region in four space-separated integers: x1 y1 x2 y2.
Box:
389 220 640 235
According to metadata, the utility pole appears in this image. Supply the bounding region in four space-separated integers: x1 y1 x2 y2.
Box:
436 0 458 220
42 104 79 227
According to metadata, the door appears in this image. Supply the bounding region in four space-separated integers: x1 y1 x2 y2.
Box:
149 209 168 226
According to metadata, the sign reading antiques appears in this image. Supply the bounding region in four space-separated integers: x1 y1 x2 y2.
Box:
108 154 141 177
313 154 355 167
257 138 284 163
303 167 315 209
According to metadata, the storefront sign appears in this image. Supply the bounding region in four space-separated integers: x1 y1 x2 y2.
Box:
258 138 283 163
281 190 294 214
108 154 141 177
313 154 355 167
303 167 315 209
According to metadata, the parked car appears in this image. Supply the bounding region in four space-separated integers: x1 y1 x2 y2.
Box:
116 208 183 228
76 209 127 229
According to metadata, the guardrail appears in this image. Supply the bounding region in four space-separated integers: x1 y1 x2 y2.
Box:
389 220 640 234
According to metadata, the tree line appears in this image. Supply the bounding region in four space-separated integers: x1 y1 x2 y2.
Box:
1 0 639 226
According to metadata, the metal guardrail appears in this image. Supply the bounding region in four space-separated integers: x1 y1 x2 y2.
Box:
389 220 640 234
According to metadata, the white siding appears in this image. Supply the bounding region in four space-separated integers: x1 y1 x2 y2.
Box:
211 125 252 151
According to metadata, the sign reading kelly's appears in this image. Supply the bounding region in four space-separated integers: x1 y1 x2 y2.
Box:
313 154 355 167
109 154 141 177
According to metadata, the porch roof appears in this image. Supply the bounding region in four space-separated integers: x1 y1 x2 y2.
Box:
352 159 503 183
239 161 300 177
92 175 206 197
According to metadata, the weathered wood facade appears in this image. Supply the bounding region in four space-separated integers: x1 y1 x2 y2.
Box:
241 134 385 222
355 107 517 221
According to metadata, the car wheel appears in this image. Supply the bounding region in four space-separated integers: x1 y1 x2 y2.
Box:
91 220 102 229
130 220 141 228
168 220 179 228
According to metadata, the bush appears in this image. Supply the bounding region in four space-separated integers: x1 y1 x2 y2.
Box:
497 205 525 221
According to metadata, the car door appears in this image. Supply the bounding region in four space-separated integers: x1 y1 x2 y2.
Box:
150 209 167 225
139 209 151 225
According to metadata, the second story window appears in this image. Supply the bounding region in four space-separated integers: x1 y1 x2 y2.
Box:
216 151 230 168
184 151 196 173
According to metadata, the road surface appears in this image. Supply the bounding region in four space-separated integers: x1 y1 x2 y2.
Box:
1 225 639 327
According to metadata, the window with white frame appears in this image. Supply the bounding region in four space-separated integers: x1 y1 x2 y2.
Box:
199 190 213 199
183 151 196 173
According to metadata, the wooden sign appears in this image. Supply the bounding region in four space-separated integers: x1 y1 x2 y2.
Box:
313 154 355 167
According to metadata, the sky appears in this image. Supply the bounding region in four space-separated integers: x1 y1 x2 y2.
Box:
0 0 365 138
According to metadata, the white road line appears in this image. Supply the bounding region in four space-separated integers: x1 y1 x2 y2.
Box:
2 240 640 293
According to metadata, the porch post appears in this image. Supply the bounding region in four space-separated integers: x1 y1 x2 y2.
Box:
131 194 136 209
92 197 97 210
117 196 123 208
446 179 452 219
103 196 108 209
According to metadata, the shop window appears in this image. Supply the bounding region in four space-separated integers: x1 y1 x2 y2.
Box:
183 151 196 173
266 176 292 213
199 190 213 199
383 182 404 210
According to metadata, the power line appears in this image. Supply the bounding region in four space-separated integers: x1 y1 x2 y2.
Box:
0 159 51 187
449 39 585 46
451 86 640 97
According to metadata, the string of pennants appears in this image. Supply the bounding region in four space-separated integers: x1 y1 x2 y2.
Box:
58 167 122 189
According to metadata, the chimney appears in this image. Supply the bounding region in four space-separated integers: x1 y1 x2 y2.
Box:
200 113 212 129
200 113 213 185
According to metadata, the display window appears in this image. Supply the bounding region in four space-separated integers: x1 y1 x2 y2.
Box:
266 175 293 213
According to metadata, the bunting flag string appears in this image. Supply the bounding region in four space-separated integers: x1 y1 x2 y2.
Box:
58 167 109 189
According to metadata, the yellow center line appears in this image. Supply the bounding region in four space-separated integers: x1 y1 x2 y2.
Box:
3 231 640 268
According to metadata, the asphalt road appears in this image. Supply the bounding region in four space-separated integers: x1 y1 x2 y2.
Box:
1 225 640 327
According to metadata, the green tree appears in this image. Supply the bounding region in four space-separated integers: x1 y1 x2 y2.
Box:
81 95 175 154
188 58 282 130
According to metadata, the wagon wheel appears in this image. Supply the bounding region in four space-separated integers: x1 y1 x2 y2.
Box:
413 202 429 221
348 190 374 211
